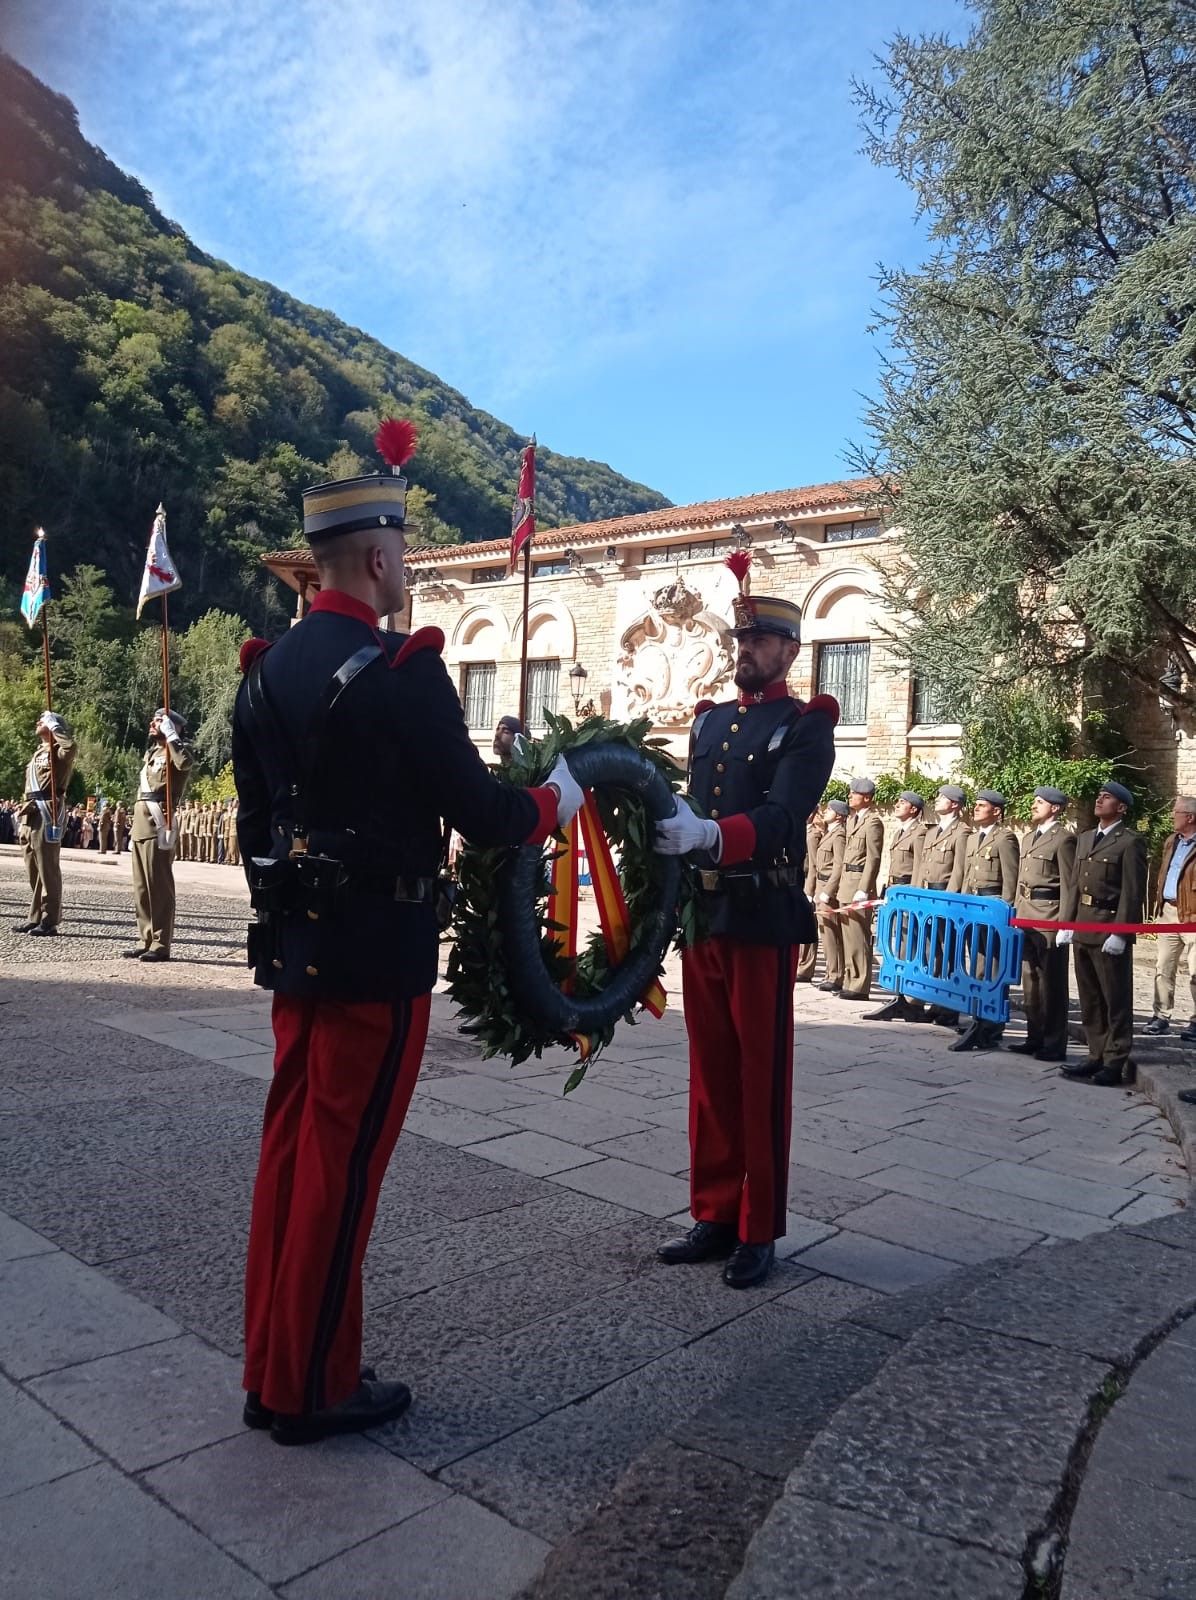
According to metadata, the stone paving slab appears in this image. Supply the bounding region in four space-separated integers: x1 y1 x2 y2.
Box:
0 1463 276 1599
0 1249 181 1379
145 1430 449 1586
0 1373 98 1499
727 1496 1025 1600
790 1229 958 1293
281 1494 550 1600
28 1334 246 1472
791 1319 1109 1557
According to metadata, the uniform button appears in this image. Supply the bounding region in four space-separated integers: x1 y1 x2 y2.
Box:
747 754 754 762
713 786 722 797
716 762 725 773
730 723 739 733
305 964 319 977
710 809 720 819
722 742 729 751
738 705 748 714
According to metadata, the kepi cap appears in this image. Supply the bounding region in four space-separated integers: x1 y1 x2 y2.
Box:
1035 786 1069 807
938 784 966 804
975 788 1006 808
1099 780 1134 808
731 593 802 643
303 418 419 543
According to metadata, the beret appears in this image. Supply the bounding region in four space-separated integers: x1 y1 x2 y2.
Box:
826 799 849 817
850 777 876 796
1099 780 1134 808
975 788 1006 808
938 784 966 804
898 790 925 809
1035 786 1069 806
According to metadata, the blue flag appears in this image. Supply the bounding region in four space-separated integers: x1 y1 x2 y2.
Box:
20 529 50 629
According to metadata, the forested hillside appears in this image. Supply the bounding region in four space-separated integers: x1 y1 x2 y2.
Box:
0 52 669 634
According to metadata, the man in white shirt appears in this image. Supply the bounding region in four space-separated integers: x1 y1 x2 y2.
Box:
1145 797 1196 1042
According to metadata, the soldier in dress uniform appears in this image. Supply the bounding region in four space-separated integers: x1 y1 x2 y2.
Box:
13 711 76 937
952 788 1020 1052
813 800 849 991
839 777 884 1001
796 811 824 983
232 438 584 1445
97 799 115 856
653 591 837 1289
1010 786 1076 1062
867 789 927 1021
913 784 972 1025
1059 781 1147 1086
124 709 193 962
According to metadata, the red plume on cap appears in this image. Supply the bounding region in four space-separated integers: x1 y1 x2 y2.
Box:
374 418 419 469
724 548 752 594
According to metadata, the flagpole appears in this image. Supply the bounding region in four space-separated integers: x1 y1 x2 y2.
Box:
40 600 58 829
160 590 173 839
518 535 531 728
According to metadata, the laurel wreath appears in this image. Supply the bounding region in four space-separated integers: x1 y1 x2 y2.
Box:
445 712 702 1086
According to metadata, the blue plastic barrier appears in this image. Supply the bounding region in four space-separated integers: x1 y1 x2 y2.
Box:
875 887 1024 1022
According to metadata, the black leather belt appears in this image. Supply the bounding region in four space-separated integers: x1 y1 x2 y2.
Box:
699 866 800 893
816 872 833 882
139 790 166 802
889 874 912 886
1025 886 1059 902
974 888 1004 897
925 880 949 890
1080 894 1117 909
843 864 864 873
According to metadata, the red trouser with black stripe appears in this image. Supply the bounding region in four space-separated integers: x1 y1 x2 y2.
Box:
243 991 430 1415
681 937 798 1244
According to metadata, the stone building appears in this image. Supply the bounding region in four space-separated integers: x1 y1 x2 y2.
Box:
263 476 966 780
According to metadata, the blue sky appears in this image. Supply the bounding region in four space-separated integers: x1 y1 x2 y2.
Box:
5 0 964 506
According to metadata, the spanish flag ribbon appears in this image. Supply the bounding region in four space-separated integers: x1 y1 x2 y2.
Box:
547 817 580 992
577 792 667 1019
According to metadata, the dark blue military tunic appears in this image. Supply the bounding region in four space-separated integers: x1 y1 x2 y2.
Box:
689 689 838 947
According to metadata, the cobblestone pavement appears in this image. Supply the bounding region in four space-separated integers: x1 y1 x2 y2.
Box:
0 847 1188 1597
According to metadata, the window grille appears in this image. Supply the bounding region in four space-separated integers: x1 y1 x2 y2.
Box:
912 674 952 725
471 567 505 584
824 519 881 544
817 642 870 724
525 659 561 731
461 662 496 729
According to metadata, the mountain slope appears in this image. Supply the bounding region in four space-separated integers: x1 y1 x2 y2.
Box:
0 52 669 630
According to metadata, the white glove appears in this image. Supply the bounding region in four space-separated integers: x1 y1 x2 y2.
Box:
158 713 181 743
852 890 869 904
1102 934 1127 956
546 755 583 827
818 893 831 904
653 801 722 858
1055 929 1073 947
37 711 62 732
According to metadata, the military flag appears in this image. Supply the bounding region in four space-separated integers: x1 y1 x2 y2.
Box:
20 528 51 629
508 439 536 574
136 504 182 618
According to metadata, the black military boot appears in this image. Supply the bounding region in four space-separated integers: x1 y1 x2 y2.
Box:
11 921 38 933
948 1019 983 1052
28 921 57 936
1006 1039 1041 1055
245 1367 376 1430
657 1221 737 1265
723 1242 775 1290
270 1376 412 1446
1092 1058 1135 1087
1061 1058 1102 1080
864 998 908 1021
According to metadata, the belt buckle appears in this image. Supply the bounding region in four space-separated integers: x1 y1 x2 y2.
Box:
699 869 720 891
1080 893 1094 906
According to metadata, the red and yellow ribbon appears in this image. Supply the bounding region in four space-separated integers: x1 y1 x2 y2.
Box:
547 791 668 1029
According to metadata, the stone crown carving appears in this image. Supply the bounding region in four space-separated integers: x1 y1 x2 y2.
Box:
651 574 703 624
617 574 734 726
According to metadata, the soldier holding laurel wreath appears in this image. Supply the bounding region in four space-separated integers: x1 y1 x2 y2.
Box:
231 421 584 1446
654 583 837 1289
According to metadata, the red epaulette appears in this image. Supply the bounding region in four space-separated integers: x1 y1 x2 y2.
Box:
803 694 840 725
239 638 271 674
694 698 716 716
392 625 445 668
